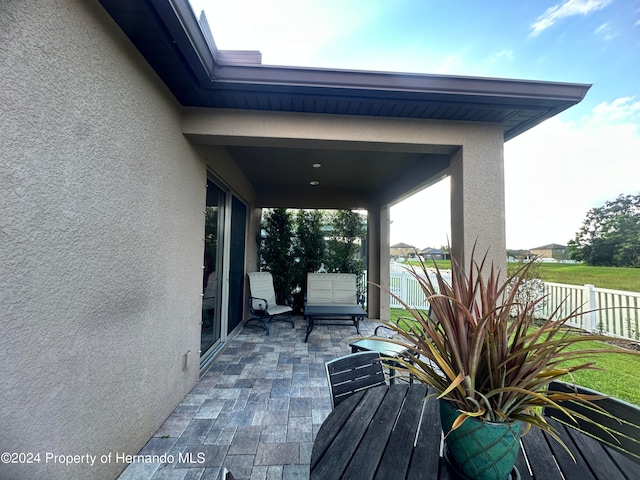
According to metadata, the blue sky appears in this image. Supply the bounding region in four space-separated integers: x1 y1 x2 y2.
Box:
190 0 640 250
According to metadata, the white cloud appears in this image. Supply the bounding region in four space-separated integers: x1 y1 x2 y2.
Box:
530 0 613 36
594 22 618 40
504 97 640 248
188 0 390 66
489 49 515 64
382 97 640 251
589 96 640 123
436 54 464 74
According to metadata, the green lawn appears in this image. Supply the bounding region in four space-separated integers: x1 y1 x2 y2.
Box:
404 260 640 292
534 263 640 292
561 337 640 406
387 308 640 405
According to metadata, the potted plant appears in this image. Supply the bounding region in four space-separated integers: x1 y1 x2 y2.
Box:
374 250 635 480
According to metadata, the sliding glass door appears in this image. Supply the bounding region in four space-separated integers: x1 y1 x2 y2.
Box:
228 195 246 333
201 176 247 364
201 179 224 355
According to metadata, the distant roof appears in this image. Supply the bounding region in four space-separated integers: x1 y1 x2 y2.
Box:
391 243 415 249
98 0 591 141
531 244 566 250
419 248 443 254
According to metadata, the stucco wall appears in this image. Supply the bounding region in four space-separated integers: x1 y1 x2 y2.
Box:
449 125 506 272
1 1 207 478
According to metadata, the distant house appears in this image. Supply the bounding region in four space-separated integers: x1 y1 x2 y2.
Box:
530 244 567 261
507 249 535 262
391 242 417 258
419 247 450 261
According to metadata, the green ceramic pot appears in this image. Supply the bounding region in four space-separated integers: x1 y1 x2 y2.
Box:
439 399 521 480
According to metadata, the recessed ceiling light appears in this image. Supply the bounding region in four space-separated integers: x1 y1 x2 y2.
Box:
310 180 320 186
312 163 321 168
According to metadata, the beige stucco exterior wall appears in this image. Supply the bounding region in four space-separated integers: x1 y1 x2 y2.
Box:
366 207 391 320
449 127 507 273
0 1 216 478
184 108 461 156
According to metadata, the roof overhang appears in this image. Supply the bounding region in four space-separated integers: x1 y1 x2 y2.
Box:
97 0 590 210
98 0 590 142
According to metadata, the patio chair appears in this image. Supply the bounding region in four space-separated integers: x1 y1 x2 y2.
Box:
202 273 217 328
361 307 436 384
544 380 640 462
325 351 386 408
246 272 295 335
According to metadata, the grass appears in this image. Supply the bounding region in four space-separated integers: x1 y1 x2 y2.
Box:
388 308 640 405
533 263 640 292
404 260 640 292
557 333 640 406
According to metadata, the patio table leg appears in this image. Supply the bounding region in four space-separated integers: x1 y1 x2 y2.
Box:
304 316 314 343
353 315 362 335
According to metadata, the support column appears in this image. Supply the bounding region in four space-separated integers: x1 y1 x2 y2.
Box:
449 132 506 275
367 206 390 321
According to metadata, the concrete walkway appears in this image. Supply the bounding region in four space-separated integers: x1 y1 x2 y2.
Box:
117 317 379 480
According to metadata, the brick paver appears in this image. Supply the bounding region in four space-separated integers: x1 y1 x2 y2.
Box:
118 317 379 480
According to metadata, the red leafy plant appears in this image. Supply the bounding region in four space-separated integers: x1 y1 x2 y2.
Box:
374 250 637 450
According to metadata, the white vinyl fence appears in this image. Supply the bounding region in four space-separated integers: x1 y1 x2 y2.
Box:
388 269 451 310
377 270 640 342
540 283 640 341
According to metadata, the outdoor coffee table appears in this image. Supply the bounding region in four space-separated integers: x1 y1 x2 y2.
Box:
303 305 367 342
310 384 640 480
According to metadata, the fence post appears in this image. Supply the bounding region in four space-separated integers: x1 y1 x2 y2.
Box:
584 284 597 332
401 271 407 307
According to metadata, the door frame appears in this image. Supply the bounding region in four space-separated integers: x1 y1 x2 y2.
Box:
200 172 248 373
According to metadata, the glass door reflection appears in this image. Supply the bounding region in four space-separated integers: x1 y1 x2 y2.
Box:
202 179 224 356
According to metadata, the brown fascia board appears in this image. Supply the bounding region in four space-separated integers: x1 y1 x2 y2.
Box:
209 64 590 140
211 63 591 106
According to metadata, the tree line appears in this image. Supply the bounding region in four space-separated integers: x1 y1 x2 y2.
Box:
260 208 367 311
568 193 639 268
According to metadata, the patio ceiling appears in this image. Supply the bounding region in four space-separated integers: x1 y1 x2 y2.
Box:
221 145 453 208
98 0 590 208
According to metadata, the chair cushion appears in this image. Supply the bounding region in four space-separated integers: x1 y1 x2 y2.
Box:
202 276 217 309
248 272 277 308
267 304 292 316
307 273 358 305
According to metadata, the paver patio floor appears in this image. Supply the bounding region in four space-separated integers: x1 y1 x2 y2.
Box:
117 317 380 480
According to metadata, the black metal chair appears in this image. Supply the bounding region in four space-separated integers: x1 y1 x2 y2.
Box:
325 351 386 408
544 380 640 463
361 308 434 385
218 467 235 480
349 338 413 385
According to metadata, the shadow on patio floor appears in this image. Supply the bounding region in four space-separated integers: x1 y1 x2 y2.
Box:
118 316 380 480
